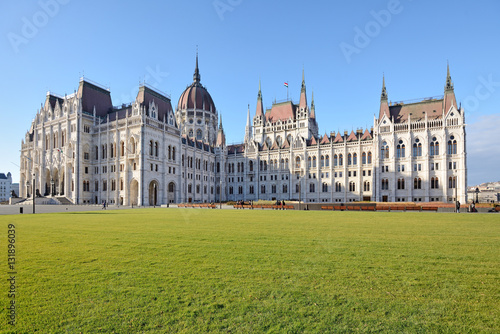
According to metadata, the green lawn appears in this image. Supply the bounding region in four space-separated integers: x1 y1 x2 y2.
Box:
1 209 499 333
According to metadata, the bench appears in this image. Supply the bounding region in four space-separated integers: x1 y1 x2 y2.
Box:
347 206 361 211
376 206 391 211
405 206 421 211
361 206 376 211
321 206 334 210
333 206 347 211
421 206 439 212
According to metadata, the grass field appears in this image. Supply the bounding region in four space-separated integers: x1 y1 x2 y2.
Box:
1 209 499 333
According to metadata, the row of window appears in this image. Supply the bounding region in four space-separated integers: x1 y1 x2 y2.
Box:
182 156 214 172
379 176 457 190
382 140 458 159
226 152 375 174
237 181 372 195
186 184 214 195
44 132 67 150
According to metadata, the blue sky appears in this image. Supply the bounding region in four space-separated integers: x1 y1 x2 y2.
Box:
1 0 499 186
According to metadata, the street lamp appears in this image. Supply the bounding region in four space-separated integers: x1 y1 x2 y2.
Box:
32 173 35 214
475 187 479 204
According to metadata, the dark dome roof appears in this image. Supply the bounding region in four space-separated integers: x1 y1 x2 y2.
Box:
177 55 216 113
177 82 216 113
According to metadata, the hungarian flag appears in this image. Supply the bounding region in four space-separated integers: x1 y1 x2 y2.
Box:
284 82 288 87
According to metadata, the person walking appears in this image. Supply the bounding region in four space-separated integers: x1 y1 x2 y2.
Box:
456 200 460 213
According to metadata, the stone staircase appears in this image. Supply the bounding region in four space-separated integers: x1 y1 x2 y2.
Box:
56 197 73 205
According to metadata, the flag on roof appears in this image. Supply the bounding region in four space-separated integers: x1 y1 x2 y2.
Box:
284 82 288 87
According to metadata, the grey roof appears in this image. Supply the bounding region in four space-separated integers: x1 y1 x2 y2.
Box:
0 173 7 180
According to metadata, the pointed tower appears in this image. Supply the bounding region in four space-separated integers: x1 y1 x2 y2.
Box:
245 104 252 143
216 114 226 147
378 74 390 121
299 69 308 112
253 80 265 143
310 89 316 119
177 51 218 145
255 80 264 117
444 62 457 113
193 51 201 84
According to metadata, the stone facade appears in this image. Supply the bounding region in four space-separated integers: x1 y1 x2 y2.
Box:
20 62 467 205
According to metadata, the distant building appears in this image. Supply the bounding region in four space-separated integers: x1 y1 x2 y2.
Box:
0 172 13 202
20 59 467 205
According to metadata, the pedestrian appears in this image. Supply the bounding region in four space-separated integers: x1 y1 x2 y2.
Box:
102 200 105 210
456 200 460 213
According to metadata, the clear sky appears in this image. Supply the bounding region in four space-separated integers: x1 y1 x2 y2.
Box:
1 0 499 186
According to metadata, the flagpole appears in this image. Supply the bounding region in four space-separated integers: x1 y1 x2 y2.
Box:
287 80 289 100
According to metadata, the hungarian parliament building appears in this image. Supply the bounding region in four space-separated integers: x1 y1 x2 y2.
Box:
20 58 467 205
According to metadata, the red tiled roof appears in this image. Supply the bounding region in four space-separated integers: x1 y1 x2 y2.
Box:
361 129 372 140
333 132 343 143
281 139 290 149
216 129 225 147
320 133 329 145
444 91 457 114
347 131 357 142
265 101 296 123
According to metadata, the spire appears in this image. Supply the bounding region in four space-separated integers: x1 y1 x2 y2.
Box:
301 67 306 92
216 113 226 147
245 104 252 142
444 62 457 112
257 79 262 100
255 80 264 117
246 104 251 127
193 49 200 84
310 89 316 119
381 73 388 100
299 69 308 111
219 113 223 129
378 74 390 120
445 61 453 91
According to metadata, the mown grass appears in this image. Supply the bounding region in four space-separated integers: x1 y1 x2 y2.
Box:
1 209 499 333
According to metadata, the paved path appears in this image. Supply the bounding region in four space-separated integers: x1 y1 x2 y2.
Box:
0 204 237 215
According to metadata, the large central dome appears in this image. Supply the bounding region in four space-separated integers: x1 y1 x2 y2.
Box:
177 56 216 113
176 54 218 144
